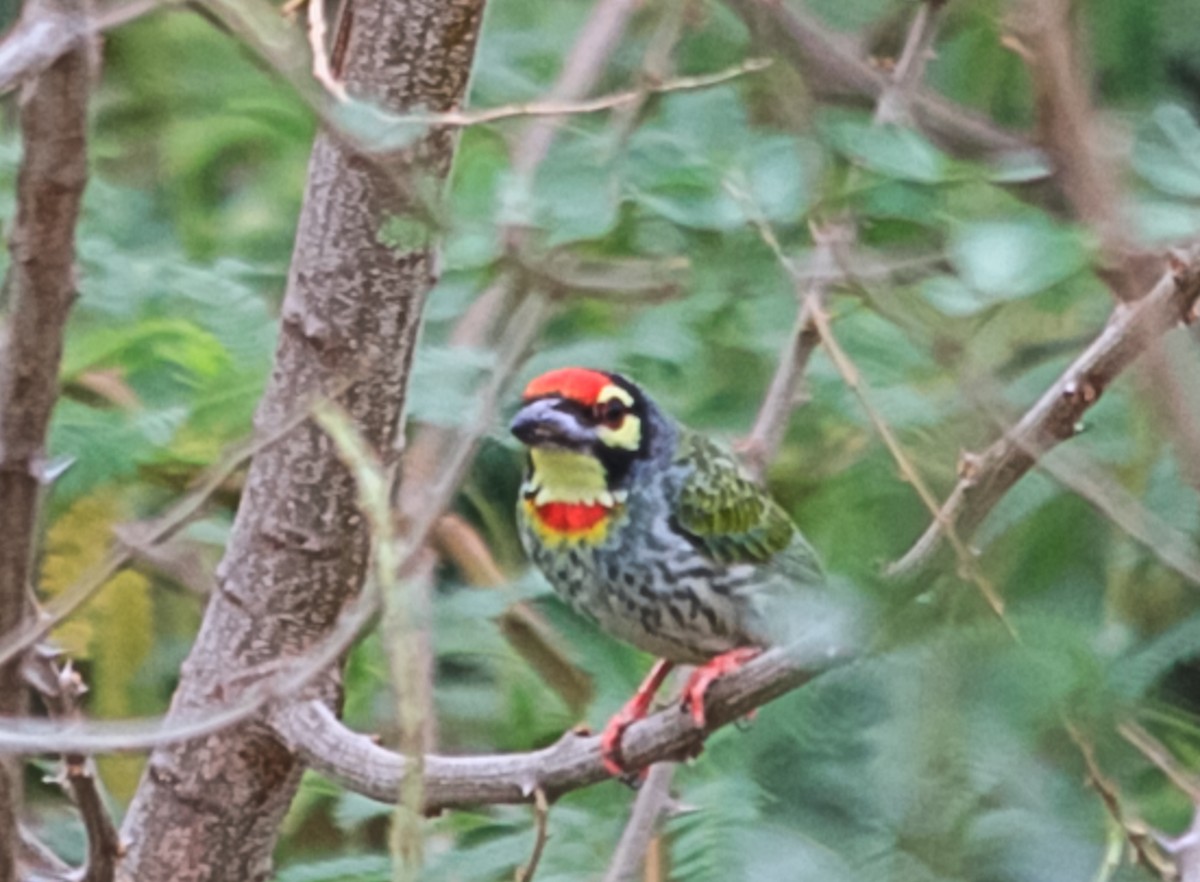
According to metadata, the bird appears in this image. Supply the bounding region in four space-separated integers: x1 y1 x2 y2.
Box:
510 367 825 775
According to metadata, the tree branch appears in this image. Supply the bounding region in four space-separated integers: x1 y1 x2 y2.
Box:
0 0 92 875
514 788 550 882
722 0 1031 158
889 247 1200 578
601 762 677 882
1009 0 1134 286
21 652 123 882
16 825 71 881
737 223 851 481
1008 0 1200 492
874 0 947 127
267 646 830 813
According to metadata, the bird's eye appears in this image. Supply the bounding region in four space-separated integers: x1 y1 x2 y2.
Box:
595 398 627 428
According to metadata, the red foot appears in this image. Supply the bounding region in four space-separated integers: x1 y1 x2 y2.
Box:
600 659 674 776
681 647 762 729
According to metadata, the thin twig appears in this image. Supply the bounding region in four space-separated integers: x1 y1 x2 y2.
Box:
874 0 948 126
514 788 550 882
722 0 1032 158
509 0 641 184
1018 435 1200 586
736 223 848 481
394 0 647 757
1008 0 1128 277
606 0 686 145
744 207 1008 618
1119 721 1200 803
401 58 771 130
1065 722 1174 877
888 248 1200 579
306 0 346 101
18 824 72 880
601 763 677 882
22 652 122 882
315 403 428 876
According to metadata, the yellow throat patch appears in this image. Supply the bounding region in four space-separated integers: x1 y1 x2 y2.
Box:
523 449 624 544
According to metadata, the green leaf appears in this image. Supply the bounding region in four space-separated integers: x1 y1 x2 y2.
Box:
822 112 952 183
407 344 497 428
742 134 818 222
528 136 620 245
947 219 1089 302
1134 104 1200 198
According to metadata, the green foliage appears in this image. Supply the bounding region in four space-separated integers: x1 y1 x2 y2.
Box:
12 0 1200 878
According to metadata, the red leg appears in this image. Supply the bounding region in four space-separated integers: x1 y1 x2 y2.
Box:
600 659 674 776
681 647 762 729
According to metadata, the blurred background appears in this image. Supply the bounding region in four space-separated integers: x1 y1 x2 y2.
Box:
7 0 1200 878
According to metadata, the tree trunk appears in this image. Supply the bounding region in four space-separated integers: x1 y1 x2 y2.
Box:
119 1 486 879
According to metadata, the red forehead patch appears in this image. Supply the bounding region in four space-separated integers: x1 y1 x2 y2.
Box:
523 367 612 405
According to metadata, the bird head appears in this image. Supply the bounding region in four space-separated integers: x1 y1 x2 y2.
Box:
510 368 658 492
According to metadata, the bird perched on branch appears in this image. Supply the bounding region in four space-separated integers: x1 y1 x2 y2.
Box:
511 367 826 775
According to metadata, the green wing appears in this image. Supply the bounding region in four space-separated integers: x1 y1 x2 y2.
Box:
672 431 798 566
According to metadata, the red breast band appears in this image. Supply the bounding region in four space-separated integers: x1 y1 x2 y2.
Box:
534 501 611 533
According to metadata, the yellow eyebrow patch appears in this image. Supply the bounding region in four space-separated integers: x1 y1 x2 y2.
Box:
597 384 634 406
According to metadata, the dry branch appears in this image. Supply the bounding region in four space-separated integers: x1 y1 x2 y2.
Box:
1009 0 1133 285
514 788 550 882
889 247 1200 578
874 0 947 126
17 825 71 881
0 1 92 876
1009 0 1200 490
508 0 641 184
267 646 829 812
723 0 1030 158
737 224 850 480
601 762 677 882
22 653 123 882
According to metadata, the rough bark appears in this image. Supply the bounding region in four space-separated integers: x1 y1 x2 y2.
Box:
0 1 91 877
118 1 486 879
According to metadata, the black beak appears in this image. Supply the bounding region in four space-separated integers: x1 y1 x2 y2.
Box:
510 398 594 449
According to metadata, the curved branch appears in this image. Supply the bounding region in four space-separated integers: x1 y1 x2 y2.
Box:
267 647 824 812
889 247 1200 579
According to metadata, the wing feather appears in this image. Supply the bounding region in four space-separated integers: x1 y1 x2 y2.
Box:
672 433 798 566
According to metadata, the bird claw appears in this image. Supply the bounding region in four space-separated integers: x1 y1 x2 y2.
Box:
600 708 639 777
599 659 675 777
680 647 762 729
